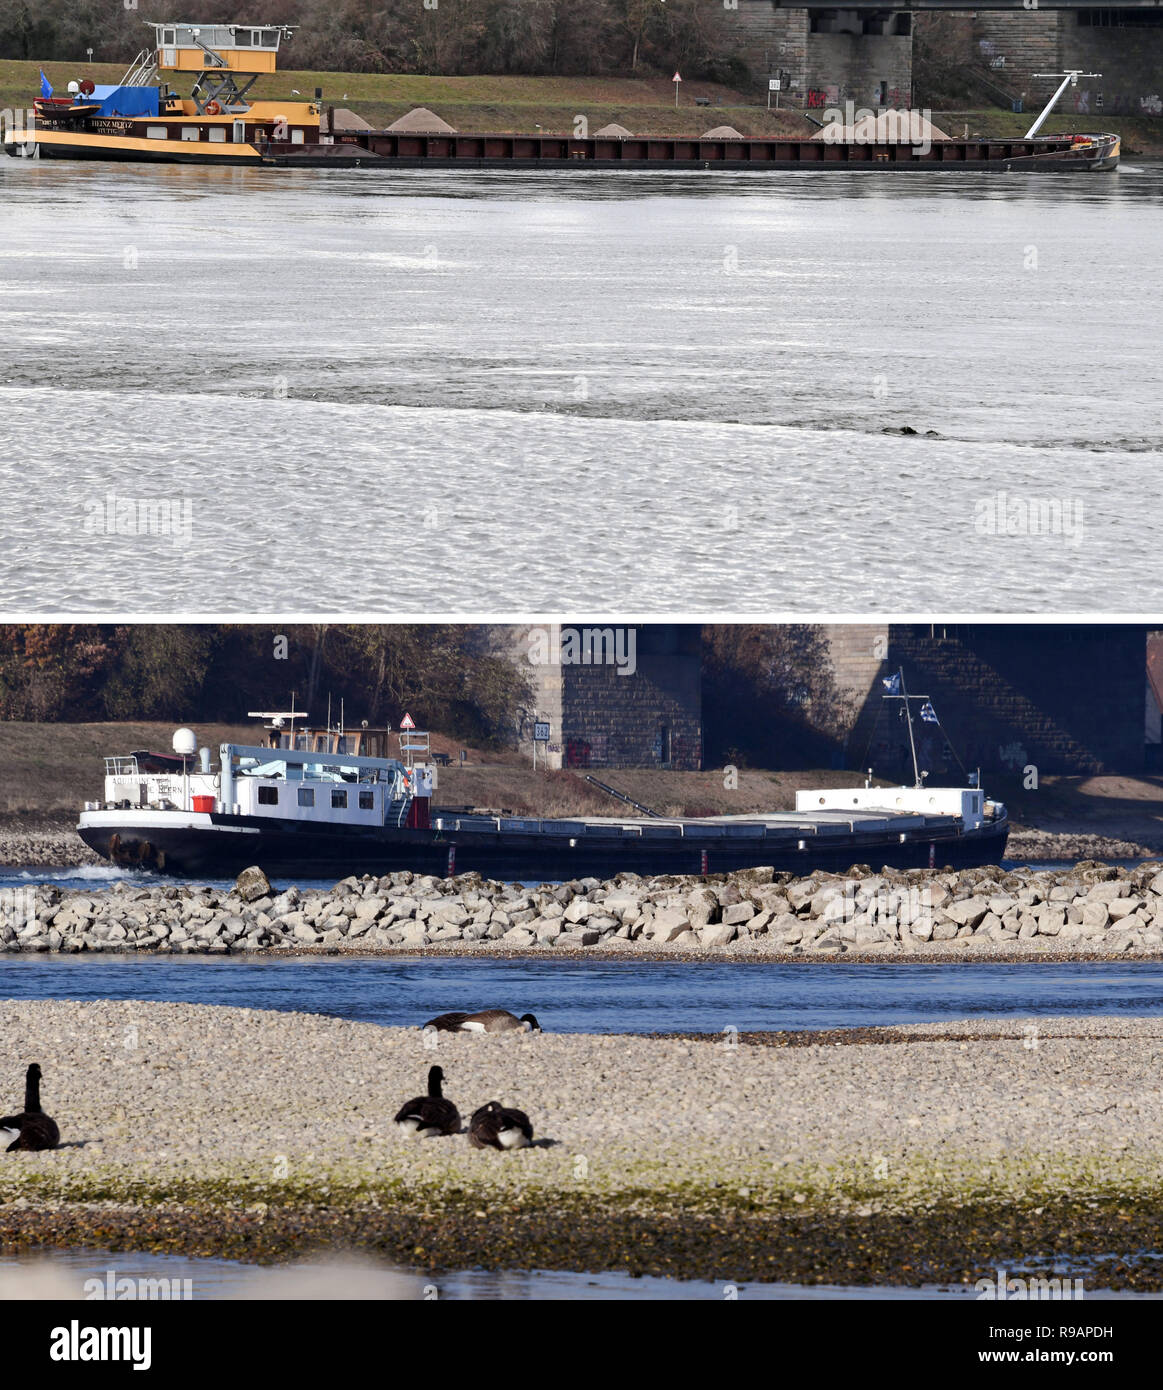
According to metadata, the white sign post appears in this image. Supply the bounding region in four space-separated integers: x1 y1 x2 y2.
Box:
673 71 681 108
768 77 781 111
532 719 550 771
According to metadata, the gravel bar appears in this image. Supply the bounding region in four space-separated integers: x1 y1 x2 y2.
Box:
1 1000 1161 1288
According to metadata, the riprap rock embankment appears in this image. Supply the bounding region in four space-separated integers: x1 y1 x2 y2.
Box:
5 860 1163 958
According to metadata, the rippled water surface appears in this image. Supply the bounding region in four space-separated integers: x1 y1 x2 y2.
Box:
5 954 1163 1033
1 159 1161 610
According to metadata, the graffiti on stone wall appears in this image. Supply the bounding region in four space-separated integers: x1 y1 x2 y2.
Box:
565 739 591 768
807 83 906 110
969 51 1159 116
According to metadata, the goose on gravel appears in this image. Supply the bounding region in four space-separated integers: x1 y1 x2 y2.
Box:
393 1066 461 1138
423 1010 541 1034
1 1064 60 1152
468 1100 534 1150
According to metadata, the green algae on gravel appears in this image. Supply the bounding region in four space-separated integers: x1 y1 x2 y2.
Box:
1 1194 1161 1291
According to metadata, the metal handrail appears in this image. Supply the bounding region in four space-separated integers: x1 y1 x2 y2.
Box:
119 49 156 87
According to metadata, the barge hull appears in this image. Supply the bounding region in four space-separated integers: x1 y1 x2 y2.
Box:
78 812 1010 880
10 130 1120 173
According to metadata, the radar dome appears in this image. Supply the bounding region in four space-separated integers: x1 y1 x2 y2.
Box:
172 728 198 756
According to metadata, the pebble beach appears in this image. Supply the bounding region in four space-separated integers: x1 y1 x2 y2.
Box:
1 999 1161 1288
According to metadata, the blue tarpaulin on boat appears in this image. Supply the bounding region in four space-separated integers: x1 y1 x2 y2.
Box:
92 85 159 118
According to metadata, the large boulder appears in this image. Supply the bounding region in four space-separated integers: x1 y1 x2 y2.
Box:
233 866 272 903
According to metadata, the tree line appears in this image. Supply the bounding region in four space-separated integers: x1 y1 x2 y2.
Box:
0 625 531 748
0 623 851 767
0 0 750 85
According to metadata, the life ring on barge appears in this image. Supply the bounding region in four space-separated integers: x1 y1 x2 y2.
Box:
205 101 222 116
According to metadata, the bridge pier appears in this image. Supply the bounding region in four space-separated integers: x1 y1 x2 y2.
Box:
733 5 915 109
731 5 1163 119
975 11 1163 116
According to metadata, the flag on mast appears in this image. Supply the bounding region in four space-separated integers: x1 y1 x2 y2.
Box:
882 673 901 695
919 701 939 723
39 69 53 99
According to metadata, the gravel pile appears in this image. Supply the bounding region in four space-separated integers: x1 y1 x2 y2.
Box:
5 860 1163 959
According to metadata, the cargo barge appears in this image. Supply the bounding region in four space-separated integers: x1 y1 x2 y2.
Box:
77 702 1009 881
4 23 1119 174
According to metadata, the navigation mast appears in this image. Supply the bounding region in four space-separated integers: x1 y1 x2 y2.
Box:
882 667 931 789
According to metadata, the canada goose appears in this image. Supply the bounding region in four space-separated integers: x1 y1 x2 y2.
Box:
1 1064 60 1153
393 1065 460 1138
469 1101 534 1151
423 1010 541 1034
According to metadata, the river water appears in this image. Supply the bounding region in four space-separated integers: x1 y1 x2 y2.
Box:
1 159 1160 612
10 1247 1154 1301
5 953 1163 1033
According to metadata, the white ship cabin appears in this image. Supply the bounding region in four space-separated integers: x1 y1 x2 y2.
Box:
795 784 1002 832
90 728 434 830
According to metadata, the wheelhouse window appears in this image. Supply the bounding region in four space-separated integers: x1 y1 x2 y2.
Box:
235 29 252 45
297 787 315 807
258 785 279 806
262 30 279 46
331 788 348 809
162 28 176 45
358 789 374 810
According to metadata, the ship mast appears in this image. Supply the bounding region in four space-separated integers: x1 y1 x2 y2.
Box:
882 667 928 789
900 668 921 788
